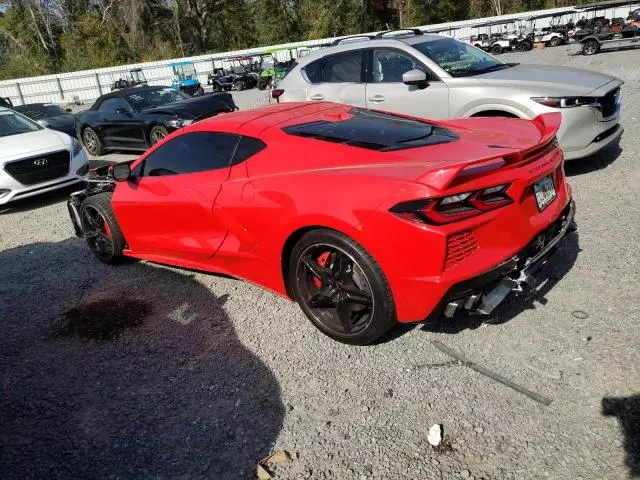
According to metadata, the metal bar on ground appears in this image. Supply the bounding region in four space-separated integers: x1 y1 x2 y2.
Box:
431 340 553 406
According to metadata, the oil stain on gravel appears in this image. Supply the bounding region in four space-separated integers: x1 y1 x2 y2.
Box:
53 298 152 341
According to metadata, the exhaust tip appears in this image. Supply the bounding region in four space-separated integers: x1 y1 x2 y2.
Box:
444 301 460 318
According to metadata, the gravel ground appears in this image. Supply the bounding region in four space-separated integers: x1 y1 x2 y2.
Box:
1 44 639 480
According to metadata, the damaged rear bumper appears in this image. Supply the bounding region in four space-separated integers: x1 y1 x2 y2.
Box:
432 199 576 320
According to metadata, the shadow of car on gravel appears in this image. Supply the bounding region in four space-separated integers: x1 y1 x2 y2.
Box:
421 230 581 335
0 239 284 480
602 394 640 479
565 141 623 177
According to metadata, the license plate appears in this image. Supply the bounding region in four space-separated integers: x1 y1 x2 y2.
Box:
533 175 557 211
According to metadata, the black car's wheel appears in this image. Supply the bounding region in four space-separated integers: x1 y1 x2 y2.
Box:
80 192 126 265
149 125 169 145
548 36 562 47
233 80 245 91
582 39 600 55
82 127 105 156
491 43 503 54
289 229 397 345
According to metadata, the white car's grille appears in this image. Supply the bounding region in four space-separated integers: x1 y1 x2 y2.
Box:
4 150 70 186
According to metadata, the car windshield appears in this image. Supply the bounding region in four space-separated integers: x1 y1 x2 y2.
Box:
0 110 42 137
15 104 67 120
412 37 513 77
125 88 190 110
174 63 196 78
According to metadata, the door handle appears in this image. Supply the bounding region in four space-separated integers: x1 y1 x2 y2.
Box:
309 94 325 101
368 95 385 102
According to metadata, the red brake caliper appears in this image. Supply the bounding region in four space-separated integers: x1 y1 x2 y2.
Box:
103 221 112 239
313 252 331 288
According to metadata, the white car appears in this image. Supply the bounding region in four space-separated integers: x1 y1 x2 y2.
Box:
275 31 623 160
0 106 88 205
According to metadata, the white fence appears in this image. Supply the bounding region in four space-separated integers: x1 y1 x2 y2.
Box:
0 2 636 106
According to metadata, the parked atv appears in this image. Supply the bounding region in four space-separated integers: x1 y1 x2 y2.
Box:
110 68 148 91
170 61 204 96
257 48 298 89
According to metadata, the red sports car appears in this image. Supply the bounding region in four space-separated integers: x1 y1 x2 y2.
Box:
68 102 575 345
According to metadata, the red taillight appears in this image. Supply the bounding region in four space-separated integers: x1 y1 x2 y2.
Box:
271 89 284 101
390 184 512 225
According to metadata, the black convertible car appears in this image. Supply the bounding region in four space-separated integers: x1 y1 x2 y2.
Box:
75 86 238 156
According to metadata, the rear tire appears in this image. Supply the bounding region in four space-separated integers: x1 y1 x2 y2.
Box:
80 192 126 265
288 229 397 345
82 127 105 157
491 43 503 54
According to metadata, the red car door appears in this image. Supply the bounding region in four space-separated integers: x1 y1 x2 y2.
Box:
112 131 240 264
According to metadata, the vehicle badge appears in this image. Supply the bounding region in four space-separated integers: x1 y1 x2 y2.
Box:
33 158 48 166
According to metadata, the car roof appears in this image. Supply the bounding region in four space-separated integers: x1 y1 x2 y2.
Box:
89 86 170 109
191 102 349 137
13 103 49 109
290 33 449 67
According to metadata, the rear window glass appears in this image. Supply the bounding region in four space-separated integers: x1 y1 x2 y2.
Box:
282 108 458 151
302 51 363 84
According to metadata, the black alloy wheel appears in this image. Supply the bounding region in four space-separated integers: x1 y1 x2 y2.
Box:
289 229 396 345
80 193 126 265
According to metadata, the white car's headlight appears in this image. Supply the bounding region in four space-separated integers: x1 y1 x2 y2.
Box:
531 97 594 108
72 137 83 156
167 118 194 128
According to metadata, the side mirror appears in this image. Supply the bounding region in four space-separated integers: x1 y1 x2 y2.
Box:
115 108 130 116
112 163 131 182
65 108 72 112
402 69 429 87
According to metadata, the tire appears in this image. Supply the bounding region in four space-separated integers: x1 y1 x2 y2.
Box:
80 192 126 265
195 85 204 96
149 125 168 145
520 40 532 51
82 127 105 157
548 36 562 47
233 80 245 91
288 229 397 345
582 39 600 55
491 43 503 54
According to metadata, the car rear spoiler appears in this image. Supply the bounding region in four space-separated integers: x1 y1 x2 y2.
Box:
418 112 562 191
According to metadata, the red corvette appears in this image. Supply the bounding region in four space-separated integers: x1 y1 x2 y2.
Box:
68 102 575 345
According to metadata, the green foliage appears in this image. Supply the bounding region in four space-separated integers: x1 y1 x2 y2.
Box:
0 0 606 80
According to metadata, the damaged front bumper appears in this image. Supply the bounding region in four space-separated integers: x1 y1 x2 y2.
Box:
435 199 576 320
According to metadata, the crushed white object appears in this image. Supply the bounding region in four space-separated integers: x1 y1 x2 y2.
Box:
427 424 443 446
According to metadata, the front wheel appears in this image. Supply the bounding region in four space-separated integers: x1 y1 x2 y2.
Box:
194 86 204 96
289 229 397 345
80 192 126 265
491 43 503 54
82 127 105 157
149 125 168 145
582 39 600 55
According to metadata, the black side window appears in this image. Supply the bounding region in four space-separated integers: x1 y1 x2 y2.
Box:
302 51 363 84
231 136 267 165
141 132 239 177
303 59 325 83
99 98 131 113
323 51 363 82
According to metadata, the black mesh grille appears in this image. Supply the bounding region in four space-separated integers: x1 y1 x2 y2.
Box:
4 150 70 186
599 88 619 118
